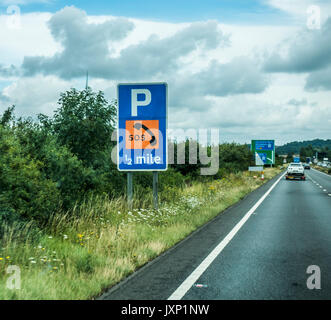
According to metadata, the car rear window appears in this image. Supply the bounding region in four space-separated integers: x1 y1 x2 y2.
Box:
290 163 301 167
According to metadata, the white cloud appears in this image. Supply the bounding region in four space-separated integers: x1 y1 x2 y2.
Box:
265 0 331 22
0 75 77 117
0 6 328 144
0 12 59 66
21 6 229 81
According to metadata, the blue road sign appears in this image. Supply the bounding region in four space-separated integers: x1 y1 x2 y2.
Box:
258 153 267 164
255 140 274 151
117 83 168 171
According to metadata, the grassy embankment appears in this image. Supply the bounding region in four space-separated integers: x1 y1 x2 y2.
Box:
0 167 282 300
311 165 331 175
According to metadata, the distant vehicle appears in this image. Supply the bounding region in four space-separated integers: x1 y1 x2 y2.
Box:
304 163 310 170
306 157 311 164
286 163 306 180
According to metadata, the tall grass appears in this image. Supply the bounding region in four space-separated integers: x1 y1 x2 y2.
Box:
0 167 282 300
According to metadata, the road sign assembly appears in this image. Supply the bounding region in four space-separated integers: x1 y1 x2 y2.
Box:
117 83 167 209
251 140 275 165
117 83 168 171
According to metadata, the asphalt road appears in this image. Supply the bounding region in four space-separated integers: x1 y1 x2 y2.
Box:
100 168 331 300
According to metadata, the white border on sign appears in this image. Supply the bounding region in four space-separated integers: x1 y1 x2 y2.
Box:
117 82 168 172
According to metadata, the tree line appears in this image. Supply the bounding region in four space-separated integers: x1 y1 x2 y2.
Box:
1 88 256 226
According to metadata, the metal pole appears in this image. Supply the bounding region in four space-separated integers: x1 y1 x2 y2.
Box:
153 171 158 210
127 172 133 209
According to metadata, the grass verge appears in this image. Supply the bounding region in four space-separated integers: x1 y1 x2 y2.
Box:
0 167 282 299
311 165 331 175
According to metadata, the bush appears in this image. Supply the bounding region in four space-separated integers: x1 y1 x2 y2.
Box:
159 168 186 190
214 168 227 179
10 116 99 210
219 143 252 173
0 126 61 222
38 135 98 209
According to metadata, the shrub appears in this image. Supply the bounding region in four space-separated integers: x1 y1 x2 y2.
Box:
10 116 99 210
0 126 60 222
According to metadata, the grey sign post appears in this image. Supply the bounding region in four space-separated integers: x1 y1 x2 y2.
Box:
153 171 159 210
127 172 133 210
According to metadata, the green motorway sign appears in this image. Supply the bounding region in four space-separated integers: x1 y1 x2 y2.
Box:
251 140 275 165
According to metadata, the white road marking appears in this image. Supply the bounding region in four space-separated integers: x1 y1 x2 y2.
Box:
323 189 327 192
168 172 286 300
312 168 331 179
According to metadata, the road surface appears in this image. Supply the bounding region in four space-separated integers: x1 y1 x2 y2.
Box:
100 168 331 300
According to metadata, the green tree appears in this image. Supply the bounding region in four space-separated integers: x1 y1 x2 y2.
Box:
0 125 60 222
219 143 252 173
47 88 117 168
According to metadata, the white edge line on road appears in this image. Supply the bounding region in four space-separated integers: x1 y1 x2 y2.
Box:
167 172 286 300
312 168 331 179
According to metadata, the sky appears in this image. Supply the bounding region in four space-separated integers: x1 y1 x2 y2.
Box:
0 0 331 145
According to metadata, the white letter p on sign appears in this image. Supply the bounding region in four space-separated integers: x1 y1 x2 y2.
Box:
131 89 151 117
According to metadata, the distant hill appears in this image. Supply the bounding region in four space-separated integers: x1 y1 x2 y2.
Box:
276 139 331 155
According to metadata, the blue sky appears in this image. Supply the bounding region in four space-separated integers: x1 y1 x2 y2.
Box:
0 0 290 24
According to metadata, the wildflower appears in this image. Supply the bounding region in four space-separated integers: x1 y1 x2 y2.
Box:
63 235 68 240
77 234 83 239
48 236 53 239
30 260 37 264
6 256 10 260
0 257 3 261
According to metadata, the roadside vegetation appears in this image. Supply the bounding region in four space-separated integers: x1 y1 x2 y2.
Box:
312 165 331 175
0 87 283 299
